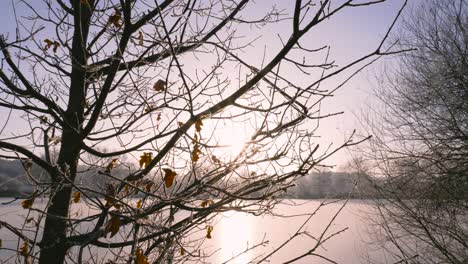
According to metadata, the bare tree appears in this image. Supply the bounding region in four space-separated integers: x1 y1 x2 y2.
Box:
355 0 468 263
0 0 405 263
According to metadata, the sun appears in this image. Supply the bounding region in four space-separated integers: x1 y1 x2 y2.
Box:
215 123 249 158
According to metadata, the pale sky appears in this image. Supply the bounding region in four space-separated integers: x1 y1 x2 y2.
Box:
0 0 415 170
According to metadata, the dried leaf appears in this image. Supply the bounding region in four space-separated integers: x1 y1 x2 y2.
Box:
108 13 122 28
191 144 202 162
80 0 90 7
156 113 161 121
201 200 214 208
138 31 143 45
153 79 167 92
135 248 149 264
44 39 60 52
52 41 60 53
145 181 154 192
20 241 28 256
195 118 203 133
180 247 185 256
212 155 220 164
44 39 53 50
105 184 116 207
23 159 33 173
206 225 213 239
136 200 142 209
105 215 121 238
21 197 35 209
39 115 48 124
139 152 152 169
105 159 118 173
48 136 61 145
163 168 177 188
73 191 81 203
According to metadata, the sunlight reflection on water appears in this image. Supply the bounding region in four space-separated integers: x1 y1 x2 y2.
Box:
216 211 253 263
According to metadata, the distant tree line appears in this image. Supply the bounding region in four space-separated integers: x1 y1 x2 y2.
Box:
0 158 377 199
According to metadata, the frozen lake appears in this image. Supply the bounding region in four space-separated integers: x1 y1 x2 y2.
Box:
0 198 395 263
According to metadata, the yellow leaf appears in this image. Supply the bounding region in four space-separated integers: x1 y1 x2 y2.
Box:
21 197 35 209
138 31 143 45
135 248 149 264
206 225 213 239
73 191 81 203
153 79 167 92
163 168 177 188
191 144 202 162
139 152 152 169
20 241 28 256
105 215 121 238
105 159 118 173
136 200 142 209
195 118 203 133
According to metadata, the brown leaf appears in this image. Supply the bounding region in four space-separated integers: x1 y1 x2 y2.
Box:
180 247 185 256
212 155 220 164
80 0 90 7
201 200 214 208
153 79 167 92
108 10 122 28
206 225 213 239
105 184 116 207
73 191 81 203
163 168 177 188
52 41 60 53
145 181 154 192
139 152 152 169
44 39 53 50
105 215 121 238
195 118 203 133
135 248 149 264
39 115 48 124
44 39 60 52
138 31 143 45
136 200 142 209
20 241 28 256
105 159 118 173
191 144 202 162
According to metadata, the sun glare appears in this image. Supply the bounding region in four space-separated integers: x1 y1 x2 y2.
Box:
216 124 249 158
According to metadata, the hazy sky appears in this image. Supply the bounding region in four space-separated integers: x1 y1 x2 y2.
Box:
0 0 414 169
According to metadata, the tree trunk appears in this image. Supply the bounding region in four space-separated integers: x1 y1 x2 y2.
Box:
38 2 91 262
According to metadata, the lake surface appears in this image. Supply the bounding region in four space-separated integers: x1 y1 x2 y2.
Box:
0 198 395 263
